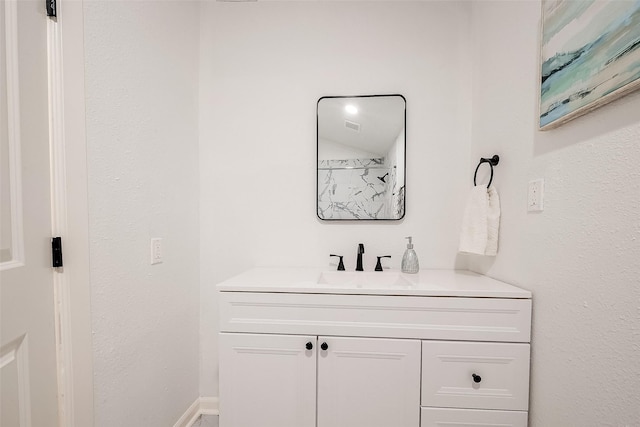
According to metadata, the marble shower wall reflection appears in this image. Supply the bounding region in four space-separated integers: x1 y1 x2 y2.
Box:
318 158 404 220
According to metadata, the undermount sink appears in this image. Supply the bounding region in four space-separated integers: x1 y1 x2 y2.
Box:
317 271 414 288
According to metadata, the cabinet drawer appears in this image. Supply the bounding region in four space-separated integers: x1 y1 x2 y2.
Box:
421 341 530 411
220 292 531 342
421 407 528 427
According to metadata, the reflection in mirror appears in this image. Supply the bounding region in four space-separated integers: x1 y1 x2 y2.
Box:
317 95 405 220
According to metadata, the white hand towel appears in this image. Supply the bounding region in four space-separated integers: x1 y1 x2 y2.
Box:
484 186 500 256
458 185 500 256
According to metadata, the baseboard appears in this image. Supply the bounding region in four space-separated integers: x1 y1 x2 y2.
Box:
173 399 200 427
173 397 219 427
199 397 220 415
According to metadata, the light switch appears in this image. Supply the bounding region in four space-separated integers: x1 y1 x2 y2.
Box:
151 238 163 265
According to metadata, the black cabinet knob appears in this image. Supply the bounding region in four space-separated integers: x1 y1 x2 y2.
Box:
320 342 328 351
305 342 313 350
472 373 482 383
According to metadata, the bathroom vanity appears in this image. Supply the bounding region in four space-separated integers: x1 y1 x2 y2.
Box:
217 268 532 427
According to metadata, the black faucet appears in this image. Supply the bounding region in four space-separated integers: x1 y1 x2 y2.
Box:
375 256 391 271
330 254 345 271
356 243 365 271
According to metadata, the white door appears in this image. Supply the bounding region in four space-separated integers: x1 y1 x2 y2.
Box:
317 336 421 427
1 0 59 426
219 333 317 427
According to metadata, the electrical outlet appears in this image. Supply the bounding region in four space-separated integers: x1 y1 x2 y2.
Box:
150 238 163 265
528 179 544 212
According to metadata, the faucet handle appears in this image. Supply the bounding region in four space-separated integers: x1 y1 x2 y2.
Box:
330 254 345 271
375 256 391 271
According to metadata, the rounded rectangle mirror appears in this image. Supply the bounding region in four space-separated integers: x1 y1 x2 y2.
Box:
317 94 406 220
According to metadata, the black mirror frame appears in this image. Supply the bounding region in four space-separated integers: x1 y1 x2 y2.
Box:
316 94 406 221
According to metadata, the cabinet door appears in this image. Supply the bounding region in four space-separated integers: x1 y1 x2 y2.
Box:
317 336 421 427
219 333 316 427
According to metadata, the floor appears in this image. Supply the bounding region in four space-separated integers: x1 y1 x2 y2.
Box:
191 414 218 427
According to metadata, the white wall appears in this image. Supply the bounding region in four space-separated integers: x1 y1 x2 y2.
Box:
318 137 380 160
199 1 473 396
83 2 201 425
469 1 640 425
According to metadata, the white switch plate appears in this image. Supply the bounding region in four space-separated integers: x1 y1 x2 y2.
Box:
528 179 544 212
150 238 163 265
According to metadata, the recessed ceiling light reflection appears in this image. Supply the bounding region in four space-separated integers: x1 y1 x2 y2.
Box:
345 105 358 114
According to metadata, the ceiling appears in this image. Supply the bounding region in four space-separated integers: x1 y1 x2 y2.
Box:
318 95 405 156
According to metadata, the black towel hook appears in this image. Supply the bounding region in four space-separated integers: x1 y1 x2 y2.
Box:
473 155 500 188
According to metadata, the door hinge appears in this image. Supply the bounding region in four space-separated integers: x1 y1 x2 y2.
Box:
52 237 63 268
46 0 57 19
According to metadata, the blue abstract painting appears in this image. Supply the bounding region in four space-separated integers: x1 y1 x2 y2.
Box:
540 0 640 129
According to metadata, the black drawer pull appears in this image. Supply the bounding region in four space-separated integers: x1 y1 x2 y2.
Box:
472 373 482 383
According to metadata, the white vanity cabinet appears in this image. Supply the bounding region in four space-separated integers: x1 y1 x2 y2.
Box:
217 268 532 427
220 333 420 427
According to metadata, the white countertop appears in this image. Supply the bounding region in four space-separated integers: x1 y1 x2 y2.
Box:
216 268 531 299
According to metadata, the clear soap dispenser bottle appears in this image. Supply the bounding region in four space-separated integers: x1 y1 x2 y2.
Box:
401 236 420 274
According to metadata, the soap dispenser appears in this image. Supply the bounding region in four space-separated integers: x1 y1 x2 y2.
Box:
401 236 419 274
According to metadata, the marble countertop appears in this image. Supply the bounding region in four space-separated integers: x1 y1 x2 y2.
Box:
216 267 531 299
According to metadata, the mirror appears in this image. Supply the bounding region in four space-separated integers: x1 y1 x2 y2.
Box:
317 94 406 220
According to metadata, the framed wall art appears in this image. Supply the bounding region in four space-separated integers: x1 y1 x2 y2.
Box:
540 0 640 130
